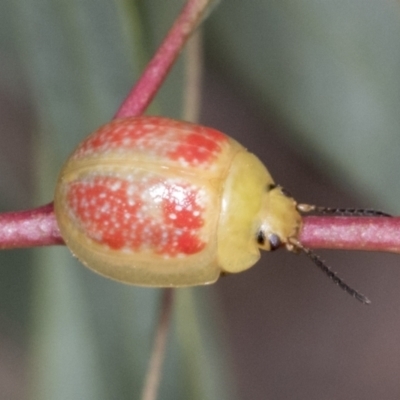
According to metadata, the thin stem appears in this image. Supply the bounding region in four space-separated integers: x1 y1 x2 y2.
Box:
182 30 203 122
1 204 400 255
114 0 213 119
140 289 174 400
2 209 400 254
300 216 400 252
0 203 63 249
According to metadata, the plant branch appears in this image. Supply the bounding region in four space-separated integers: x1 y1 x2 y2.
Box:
299 216 400 252
2 207 400 255
0 203 63 249
140 289 174 400
114 0 213 119
182 30 203 122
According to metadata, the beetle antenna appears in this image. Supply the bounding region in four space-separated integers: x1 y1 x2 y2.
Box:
288 239 371 305
297 204 391 217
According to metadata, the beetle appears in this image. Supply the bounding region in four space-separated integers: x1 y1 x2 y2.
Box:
54 116 386 302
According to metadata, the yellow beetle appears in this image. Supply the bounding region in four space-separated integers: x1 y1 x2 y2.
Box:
55 116 385 302
55 116 301 286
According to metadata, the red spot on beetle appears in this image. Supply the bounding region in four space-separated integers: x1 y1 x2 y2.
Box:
73 117 228 168
65 174 206 257
175 231 205 254
74 118 157 157
167 132 226 165
161 183 204 230
66 177 142 250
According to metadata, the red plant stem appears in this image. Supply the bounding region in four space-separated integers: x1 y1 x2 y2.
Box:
114 0 210 119
1 206 400 254
300 216 400 253
0 203 63 249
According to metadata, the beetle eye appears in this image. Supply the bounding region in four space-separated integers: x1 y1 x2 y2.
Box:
268 234 281 251
257 230 266 246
